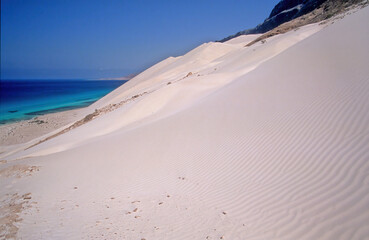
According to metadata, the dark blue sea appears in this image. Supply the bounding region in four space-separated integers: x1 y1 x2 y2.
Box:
0 80 126 124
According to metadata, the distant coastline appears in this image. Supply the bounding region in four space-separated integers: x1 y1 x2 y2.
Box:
97 73 138 81
0 79 126 124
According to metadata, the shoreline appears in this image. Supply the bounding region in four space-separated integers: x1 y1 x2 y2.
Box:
0 108 82 146
0 79 127 125
0 100 95 125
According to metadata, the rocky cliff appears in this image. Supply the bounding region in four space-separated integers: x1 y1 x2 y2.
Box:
220 0 367 42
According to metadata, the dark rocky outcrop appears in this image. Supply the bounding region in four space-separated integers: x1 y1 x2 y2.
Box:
269 0 325 19
244 0 368 46
219 0 367 42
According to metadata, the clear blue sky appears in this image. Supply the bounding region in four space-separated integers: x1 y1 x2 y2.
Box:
1 0 279 80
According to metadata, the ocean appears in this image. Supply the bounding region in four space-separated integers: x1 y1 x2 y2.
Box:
0 80 126 124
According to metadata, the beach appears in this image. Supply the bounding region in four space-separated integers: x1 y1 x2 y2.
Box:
0 109 81 146
1 4 369 240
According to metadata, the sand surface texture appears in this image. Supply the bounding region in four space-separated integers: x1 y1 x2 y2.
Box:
1 6 369 240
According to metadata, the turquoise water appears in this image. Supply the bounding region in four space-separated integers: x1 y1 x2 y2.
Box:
0 80 126 124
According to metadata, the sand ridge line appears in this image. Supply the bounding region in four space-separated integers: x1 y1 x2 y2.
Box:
25 91 150 150
245 0 368 47
24 70 199 151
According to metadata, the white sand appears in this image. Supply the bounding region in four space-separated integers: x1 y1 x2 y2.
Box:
1 6 369 240
0 109 82 146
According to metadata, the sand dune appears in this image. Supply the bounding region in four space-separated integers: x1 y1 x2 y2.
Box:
1 5 369 240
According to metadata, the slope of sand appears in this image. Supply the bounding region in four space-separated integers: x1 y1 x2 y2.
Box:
1 6 369 240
